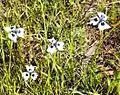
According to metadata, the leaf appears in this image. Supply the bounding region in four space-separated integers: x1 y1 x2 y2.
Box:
85 41 99 57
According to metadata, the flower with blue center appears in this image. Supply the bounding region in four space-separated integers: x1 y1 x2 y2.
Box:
88 12 111 31
22 65 38 81
47 37 64 54
4 26 24 42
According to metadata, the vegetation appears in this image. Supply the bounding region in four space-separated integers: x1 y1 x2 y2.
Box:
0 0 120 95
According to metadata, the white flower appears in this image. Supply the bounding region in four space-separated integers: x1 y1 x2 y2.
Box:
16 28 24 38
8 32 17 43
88 16 99 26
56 41 64 51
22 65 38 81
48 37 57 44
97 12 108 21
4 26 16 32
98 21 111 31
25 65 35 73
31 72 38 80
88 12 111 31
47 45 57 54
22 72 30 81
4 26 24 42
47 38 64 54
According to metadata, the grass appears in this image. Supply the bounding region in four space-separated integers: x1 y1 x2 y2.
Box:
0 0 120 95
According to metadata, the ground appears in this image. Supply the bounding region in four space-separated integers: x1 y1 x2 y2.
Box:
0 0 120 95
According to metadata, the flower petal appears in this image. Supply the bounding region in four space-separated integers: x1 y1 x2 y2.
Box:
97 12 108 21
22 72 30 81
4 26 16 32
8 33 17 43
16 28 24 38
48 37 57 44
98 21 111 31
56 41 64 51
30 72 38 80
47 45 56 54
88 16 100 26
25 65 35 73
